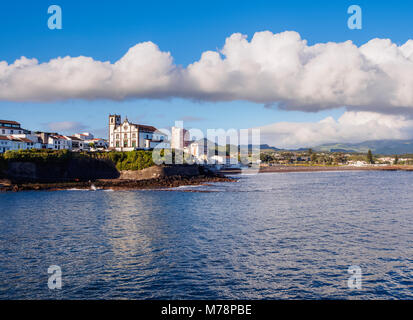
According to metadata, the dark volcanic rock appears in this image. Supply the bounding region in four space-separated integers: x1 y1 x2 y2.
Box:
5 174 235 192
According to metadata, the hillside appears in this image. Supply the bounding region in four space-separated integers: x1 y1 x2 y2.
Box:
314 140 413 155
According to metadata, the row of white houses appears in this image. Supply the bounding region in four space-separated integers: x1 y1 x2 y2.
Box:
0 119 108 153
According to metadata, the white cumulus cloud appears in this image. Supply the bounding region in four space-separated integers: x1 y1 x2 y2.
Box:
1 31 413 115
258 111 413 149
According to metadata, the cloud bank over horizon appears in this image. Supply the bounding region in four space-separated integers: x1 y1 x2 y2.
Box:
258 111 413 148
1 30 413 116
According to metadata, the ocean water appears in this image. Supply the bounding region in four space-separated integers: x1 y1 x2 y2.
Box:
0 171 413 299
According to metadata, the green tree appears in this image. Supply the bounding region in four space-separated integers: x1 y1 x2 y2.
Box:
367 149 374 164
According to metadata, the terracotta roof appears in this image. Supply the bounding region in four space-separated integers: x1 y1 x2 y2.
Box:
134 124 157 132
50 135 68 140
0 136 31 143
67 136 83 141
0 120 20 125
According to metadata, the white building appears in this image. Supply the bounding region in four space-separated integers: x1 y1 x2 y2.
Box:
171 126 190 150
0 136 40 153
0 120 44 152
72 133 109 151
48 135 71 150
84 138 108 150
348 160 368 167
108 114 168 151
0 120 26 136
66 136 87 151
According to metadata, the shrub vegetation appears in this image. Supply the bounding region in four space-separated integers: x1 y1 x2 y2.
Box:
0 149 155 171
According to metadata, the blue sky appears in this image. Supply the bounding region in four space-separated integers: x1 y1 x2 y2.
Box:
0 0 412 143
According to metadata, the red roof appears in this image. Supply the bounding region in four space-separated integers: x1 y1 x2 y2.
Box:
50 135 68 140
0 120 20 125
67 136 83 141
0 136 32 143
131 123 157 132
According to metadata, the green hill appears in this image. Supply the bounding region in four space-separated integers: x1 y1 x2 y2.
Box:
315 140 413 155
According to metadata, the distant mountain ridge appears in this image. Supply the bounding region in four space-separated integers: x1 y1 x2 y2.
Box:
196 139 413 155
314 140 413 155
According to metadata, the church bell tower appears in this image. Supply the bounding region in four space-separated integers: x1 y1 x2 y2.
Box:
109 114 121 148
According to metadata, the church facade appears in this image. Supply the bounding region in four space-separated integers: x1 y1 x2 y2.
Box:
108 115 167 151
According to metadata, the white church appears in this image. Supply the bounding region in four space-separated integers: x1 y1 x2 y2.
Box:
108 115 168 151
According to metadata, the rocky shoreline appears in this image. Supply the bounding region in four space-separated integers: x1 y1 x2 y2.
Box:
0 175 235 192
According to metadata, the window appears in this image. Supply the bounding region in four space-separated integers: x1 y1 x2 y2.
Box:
1 130 5 134
132 141 136 147
111 118 114 123
10 130 13 134
124 140 128 147
132 133 136 138
116 141 119 147
124 134 127 139
116 134 119 139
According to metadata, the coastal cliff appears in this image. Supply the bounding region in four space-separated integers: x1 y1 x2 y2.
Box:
1 158 204 183
0 151 232 191
2 158 120 182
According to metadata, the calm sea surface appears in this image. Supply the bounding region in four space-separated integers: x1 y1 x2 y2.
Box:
1 171 413 299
